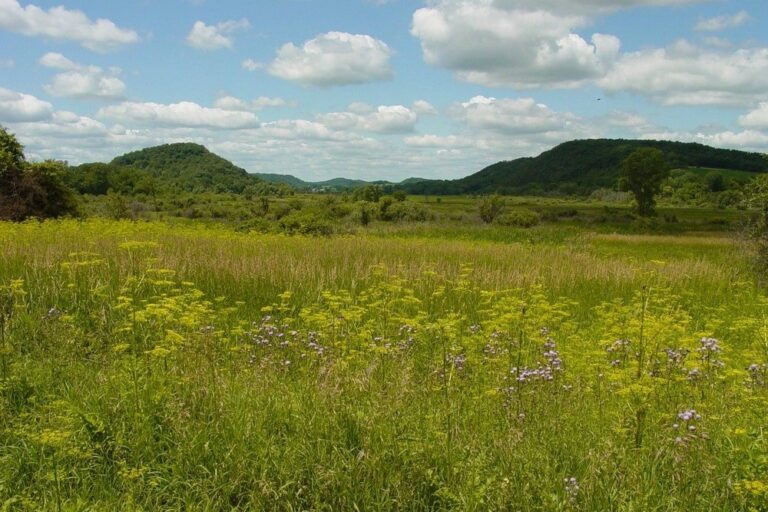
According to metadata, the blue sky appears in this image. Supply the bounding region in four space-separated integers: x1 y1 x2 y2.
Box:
1 0 767 181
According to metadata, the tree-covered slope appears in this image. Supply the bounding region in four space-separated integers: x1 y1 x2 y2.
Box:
110 143 261 194
404 139 768 196
66 143 292 196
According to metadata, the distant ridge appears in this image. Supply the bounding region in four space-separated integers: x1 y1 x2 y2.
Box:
68 139 767 197
401 139 768 196
252 174 401 191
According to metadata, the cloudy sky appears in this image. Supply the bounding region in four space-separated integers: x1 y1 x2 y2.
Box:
0 0 766 181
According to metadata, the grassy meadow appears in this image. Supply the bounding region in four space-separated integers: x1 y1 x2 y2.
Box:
1 214 767 510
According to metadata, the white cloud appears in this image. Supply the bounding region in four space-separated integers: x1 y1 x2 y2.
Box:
186 19 249 50
241 58 263 71
600 41 768 107
269 31 393 87
640 129 768 151
347 102 374 114
213 95 292 112
740 103 768 130
259 119 357 142
40 52 126 99
404 134 473 148
451 96 577 135
695 11 751 32
13 110 108 138
317 104 419 133
412 100 438 115
604 110 656 133
97 101 259 129
492 0 705 13
0 59 14 68
364 105 419 133
411 1 620 88
0 87 53 122
0 0 139 52
39 52 77 70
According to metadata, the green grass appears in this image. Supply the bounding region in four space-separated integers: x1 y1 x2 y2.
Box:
1 218 767 511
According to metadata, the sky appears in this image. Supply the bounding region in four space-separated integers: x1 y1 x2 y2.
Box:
1 0 767 182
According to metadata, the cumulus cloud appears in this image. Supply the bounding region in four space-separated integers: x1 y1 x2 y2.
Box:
600 41 768 106
406 94 596 163
186 19 249 50
740 103 768 130
0 86 53 122
639 129 768 152
451 96 577 134
695 11 751 32
317 105 420 133
269 32 393 87
411 1 620 88
0 0 139 52
241 58 263 71
257 119 358 141
412 100 438 115
404 134 474 148
97 101 259 129
40 52 125 99
213 95 293 112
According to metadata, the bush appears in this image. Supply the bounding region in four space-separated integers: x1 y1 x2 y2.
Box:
354 201 377 226
493 209 541 228
479 195 504 223
382 201 433 222
278 210 334 236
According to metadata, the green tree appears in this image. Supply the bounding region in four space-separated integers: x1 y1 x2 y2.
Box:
0 127 78 221
620 148 670 216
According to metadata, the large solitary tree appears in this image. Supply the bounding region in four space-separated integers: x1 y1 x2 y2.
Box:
0 126 78 221
620 147 670 217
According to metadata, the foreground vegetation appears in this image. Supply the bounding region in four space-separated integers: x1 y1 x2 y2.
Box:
1 219 767 510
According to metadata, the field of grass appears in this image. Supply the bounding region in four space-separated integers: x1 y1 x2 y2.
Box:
1 218 767 510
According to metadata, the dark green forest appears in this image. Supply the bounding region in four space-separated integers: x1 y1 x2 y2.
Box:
401 139 768 196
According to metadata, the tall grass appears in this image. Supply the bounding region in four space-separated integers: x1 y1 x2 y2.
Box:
0 219 766 510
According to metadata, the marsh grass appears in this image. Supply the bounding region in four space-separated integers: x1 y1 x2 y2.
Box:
0 219 766 511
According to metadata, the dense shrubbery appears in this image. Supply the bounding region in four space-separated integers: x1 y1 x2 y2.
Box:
494 208 541 228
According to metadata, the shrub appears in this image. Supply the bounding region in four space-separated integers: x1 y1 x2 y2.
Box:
479 195 504 223
354 201 377 226
493 209 541 228
383 201 433 222
278 210 334 236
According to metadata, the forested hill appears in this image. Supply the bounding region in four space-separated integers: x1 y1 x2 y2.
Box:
110 143 258 193
66 143 287 196
403 139 768 196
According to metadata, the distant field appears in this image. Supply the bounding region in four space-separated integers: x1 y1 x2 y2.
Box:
1 219 766 510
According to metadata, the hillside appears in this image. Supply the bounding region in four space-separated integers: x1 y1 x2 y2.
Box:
110 143 261 194
403 139 768 196
252 173 309 189
66 143 291 196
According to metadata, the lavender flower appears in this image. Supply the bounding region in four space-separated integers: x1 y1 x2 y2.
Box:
564 477 580 503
